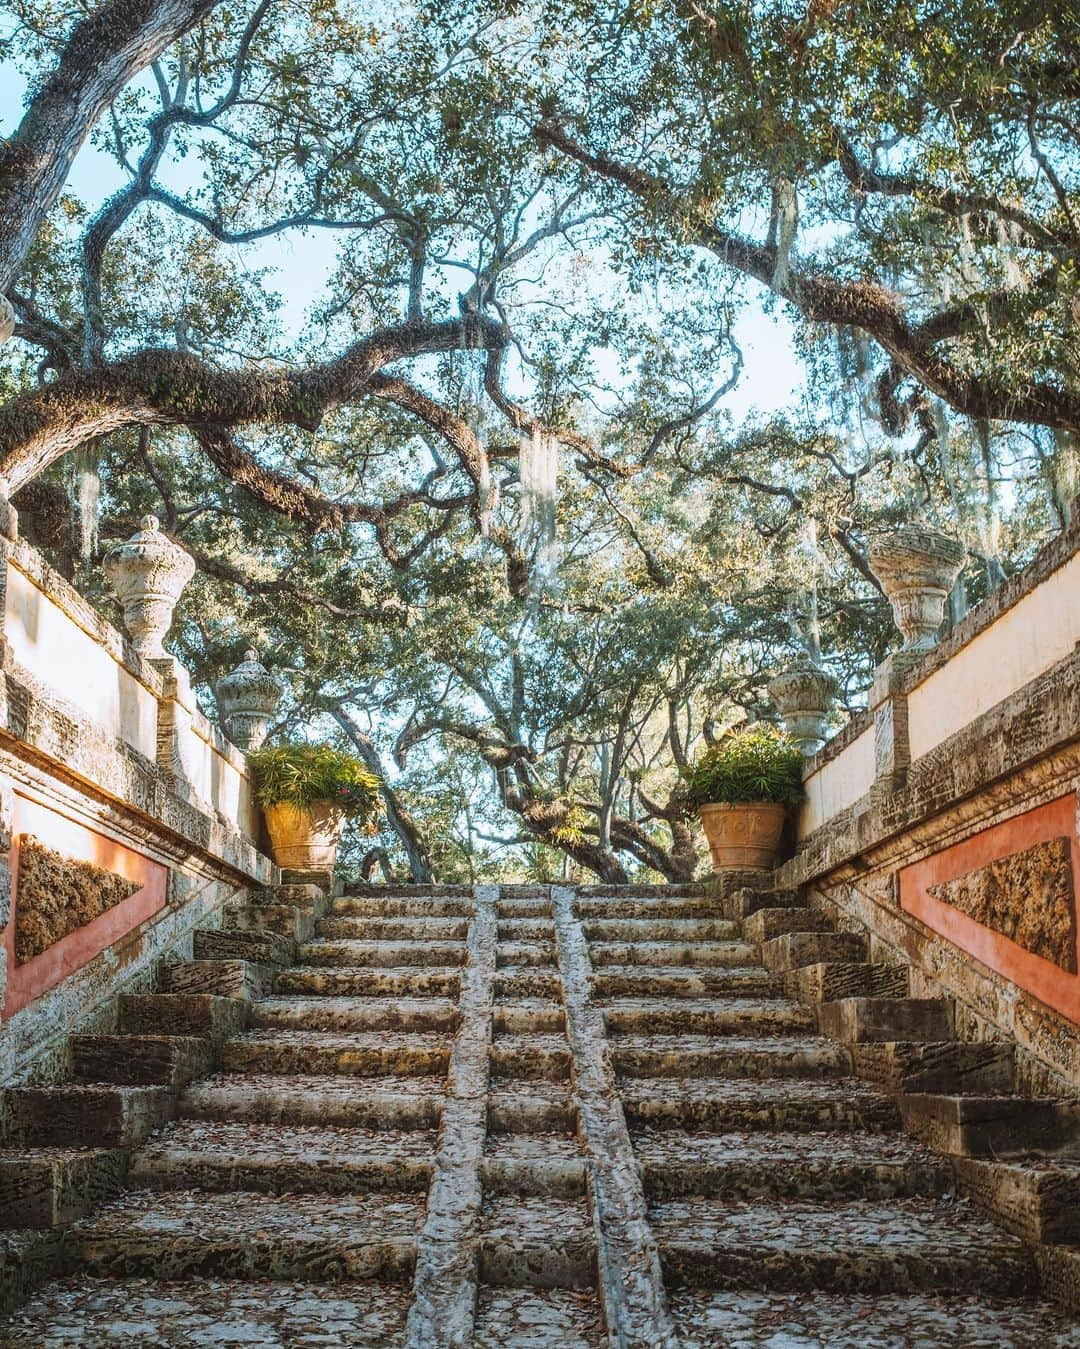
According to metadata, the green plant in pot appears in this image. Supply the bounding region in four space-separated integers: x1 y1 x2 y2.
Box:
248 743 382 873
680 724 804 872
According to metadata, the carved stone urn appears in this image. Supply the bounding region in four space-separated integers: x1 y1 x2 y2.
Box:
768 662 838 754
867 525 965 651
0 296 15 345
103 515 195 658
216 649 282 752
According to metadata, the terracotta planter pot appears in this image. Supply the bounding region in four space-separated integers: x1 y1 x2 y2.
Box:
698 801 787 871
263 800 345 871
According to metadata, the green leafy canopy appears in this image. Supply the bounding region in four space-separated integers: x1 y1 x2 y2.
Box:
248 743 383 825
679 725 804 810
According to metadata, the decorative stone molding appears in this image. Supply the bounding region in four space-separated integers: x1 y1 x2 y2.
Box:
216 649 282 752
0 295 15 345
102 515 195 658
868 525 965 651
768 662 837 753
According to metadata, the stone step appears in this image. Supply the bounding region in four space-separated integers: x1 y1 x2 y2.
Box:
852 1041 1015 1094
667 1291 1080 1345
275 965 461 998
332 894 474 918
722 887 804 921
161 958 276 1001
193 927 295 967
251 882 330 917
760 930 867 972
610 1034 849 1080
790 960 909 1004
591 966 783 1000
249 995 459 1033
955 1156 1080 1244
576 896 721 919
180 1073 443 1129
222 901 314 942
495 970 562 999
493 1000 566 1034
488 1085 577 1135
479 1194 595 1288
481 1133 586 1197
117 993 247 1041
0 1277 414 1345
63 1188 424 1282
742 907 834 944
221 1029 450 1078
601 997 815 1037
577 884 704 898
4 1085 175 1147
900 1093 1080 1158
490 1035 572 1081
583 918 739 942
317 915 470 941
589 941 759 968
70 1034 214 1089
651 1197 1036 1293
496 918 556 941
0 1147 128 1228
296 939 466 968
476 1288 606 1346
819 997 955 1044
130 1120 437 1194
496 940 558 968
635 1128 953 1202
497 896 553 919
620 1077 899 1133
346 882 474 898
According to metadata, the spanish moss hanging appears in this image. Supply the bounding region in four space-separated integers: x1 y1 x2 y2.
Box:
519 425 560 594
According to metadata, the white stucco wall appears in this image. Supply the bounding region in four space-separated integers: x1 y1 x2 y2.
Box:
799 725 875 835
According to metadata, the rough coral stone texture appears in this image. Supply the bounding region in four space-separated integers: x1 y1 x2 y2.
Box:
927 835 1077 971
14 835 140 964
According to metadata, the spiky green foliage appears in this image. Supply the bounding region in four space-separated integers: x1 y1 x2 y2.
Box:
680 725 804 810
248 743 382 825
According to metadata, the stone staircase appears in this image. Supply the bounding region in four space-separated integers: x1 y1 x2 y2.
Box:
1 879 1080 1345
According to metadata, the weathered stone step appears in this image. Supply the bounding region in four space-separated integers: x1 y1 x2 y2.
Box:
490 1034 572 1081
161 958 275 1001
761 930 867 972
194 927 295 966
493 999 566 1034
742 907 833 944
276 965 461 998
819 996 954 1044
634 1129 952 1201
610 1034 849 1080
620 1077 899 1133
317 915 470 941
221 1029 450 1078
496 940 558 968
180 1073 443 1129
476 1288 606 1346
791 960 909 1004
252 881 330 917
488 1084 577 1135
577 884 704 898
222 900 314 942
495 970 562 999
297 939 466 968
589 940 759 968
722 887 803 921
64 1188 423 1282
584 918 739 942
332 894 474 918
497 895 553 919
5 1085 175 1147
852 1040 1015 1094
71 1034 214 1089
346 882 473 898
668 1290 1080 1346
651 1197 1036 1294
955 1156 1080 1244
480 1194 595 1288
482 1133 586 1196
131 1120 437 1194
900 1093 1080 1158
118 993 247 1041
591 966 783 1000
601 997 815 1037
0 1147 127 1229
576 895 720 919
0 1277 414 1345
249 995 459 1033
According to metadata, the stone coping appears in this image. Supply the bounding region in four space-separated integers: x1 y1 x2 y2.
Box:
779 643 1080 891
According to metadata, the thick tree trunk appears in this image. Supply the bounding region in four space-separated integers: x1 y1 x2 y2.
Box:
0 0 222 293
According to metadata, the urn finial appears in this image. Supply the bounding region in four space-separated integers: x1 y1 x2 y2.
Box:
767 659 838 755
215 648 282 752
102 515 196 658
867 525 965 651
